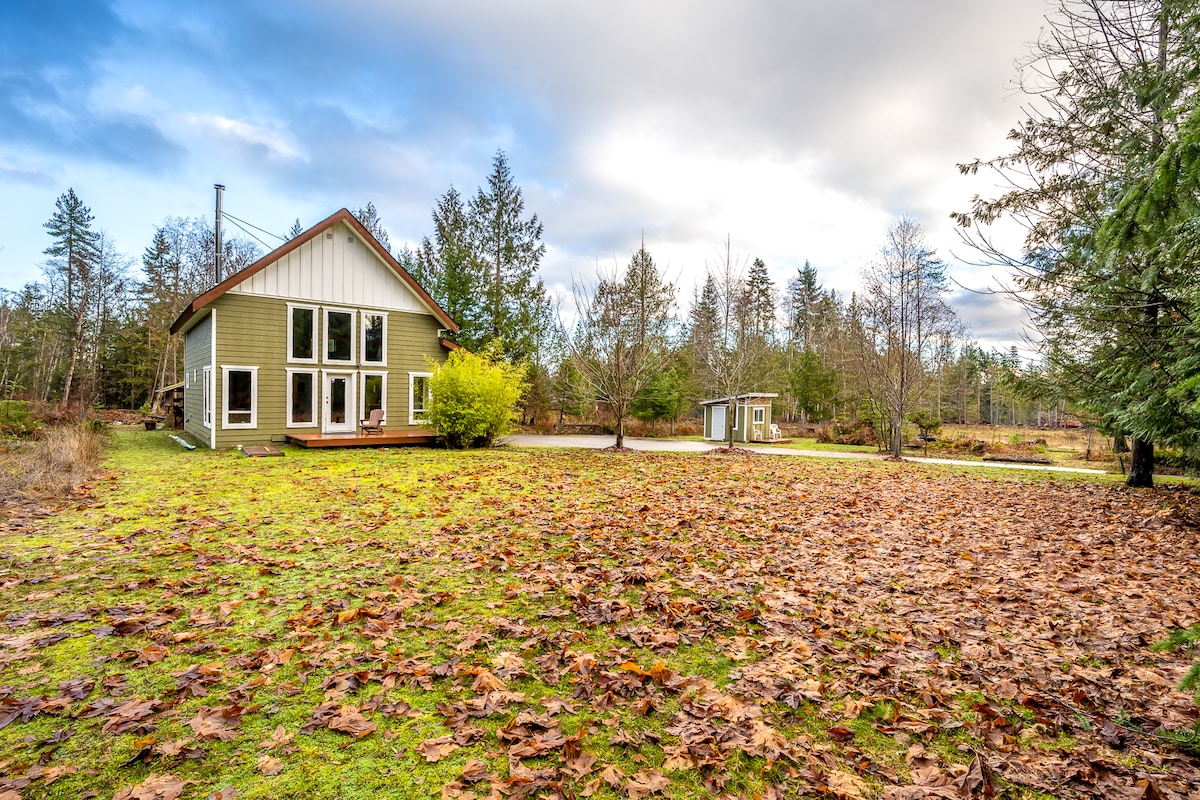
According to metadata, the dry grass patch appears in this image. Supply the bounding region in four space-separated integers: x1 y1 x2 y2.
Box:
0 422 105 500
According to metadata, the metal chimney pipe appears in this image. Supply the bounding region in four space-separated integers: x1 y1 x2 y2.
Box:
214 184 225 285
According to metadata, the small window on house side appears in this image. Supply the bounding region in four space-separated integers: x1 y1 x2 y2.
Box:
753 407 765 424
222 366 258 428
410 373 431 425
202 366 213 428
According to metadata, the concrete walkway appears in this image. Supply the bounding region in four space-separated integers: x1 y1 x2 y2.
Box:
501 434 1109 474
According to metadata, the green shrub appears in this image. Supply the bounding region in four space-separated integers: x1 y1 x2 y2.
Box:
426 346 527 448
1154 624 1200 702
0 400 37 437
1153 624 1200 754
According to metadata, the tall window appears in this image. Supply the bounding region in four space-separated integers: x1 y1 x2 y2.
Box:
287 369 317 427
288 305 316 362
202 366 212 428
362 312 386 365
222 366 258 428
324 309 355 364
361 372 386 422
409 372 431 425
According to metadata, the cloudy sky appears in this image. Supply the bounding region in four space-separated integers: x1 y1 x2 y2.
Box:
0 0 1050 351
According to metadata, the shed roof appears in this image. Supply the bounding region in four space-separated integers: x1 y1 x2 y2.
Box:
169 208 458 335
699 393 778 406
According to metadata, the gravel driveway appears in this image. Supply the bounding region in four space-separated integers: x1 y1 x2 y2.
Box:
500 434 1108 474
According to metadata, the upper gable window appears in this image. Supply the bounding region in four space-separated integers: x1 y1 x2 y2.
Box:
324 308 355 364
288 304 317 363
362 312 387 365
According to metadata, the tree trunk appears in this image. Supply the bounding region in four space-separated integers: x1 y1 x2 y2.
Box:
727 400 736 449
60 298 89 413
1126 437 1154 488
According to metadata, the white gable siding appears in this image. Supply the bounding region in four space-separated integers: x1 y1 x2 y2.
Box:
229 221 428 314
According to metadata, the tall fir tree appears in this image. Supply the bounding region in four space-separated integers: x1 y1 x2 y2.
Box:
43 189 100 410
417 186 487 344
741 257 776 342
468 150 550 361
955 0 1200 486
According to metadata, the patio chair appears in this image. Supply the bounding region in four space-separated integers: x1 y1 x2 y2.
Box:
769 423 782 441
360 408 385 435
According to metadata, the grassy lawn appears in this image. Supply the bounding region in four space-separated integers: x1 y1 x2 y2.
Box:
2 428 1198 799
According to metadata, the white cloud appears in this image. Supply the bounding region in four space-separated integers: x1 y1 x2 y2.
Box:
178 113 306 162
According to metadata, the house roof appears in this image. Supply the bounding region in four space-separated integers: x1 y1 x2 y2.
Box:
699 393 779 406
169 208 458 335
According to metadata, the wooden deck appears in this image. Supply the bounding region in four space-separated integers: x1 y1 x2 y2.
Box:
285 429 436 448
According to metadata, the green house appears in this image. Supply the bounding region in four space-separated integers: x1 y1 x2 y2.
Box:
169 208 458 449
700 393 779 443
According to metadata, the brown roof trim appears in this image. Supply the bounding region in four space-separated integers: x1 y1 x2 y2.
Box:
169 208 459 335
439 337 461 351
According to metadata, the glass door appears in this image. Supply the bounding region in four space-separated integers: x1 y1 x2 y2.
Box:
322 372 356 433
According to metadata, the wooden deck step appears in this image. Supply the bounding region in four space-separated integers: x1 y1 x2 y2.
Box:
285 430 436 448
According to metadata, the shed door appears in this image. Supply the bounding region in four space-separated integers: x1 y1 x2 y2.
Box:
711 405 726 440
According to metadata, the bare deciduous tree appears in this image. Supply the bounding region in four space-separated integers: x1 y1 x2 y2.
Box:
562 243 674 448
858 217 958 459
693 236 773 448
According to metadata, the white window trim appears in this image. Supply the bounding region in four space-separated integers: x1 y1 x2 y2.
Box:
360 371 388 424
287 303 319 364
286 368 319 428
360 311 388 367
409 371 432 426
184 372 190 389
221 365 259 429
753 406 765 424
202 366 213 429
322 307 356 366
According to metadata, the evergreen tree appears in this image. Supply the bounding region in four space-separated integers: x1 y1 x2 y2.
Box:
43 189 100 410
784 261 821 351
417 186 487 345
955 0 1200 486
787 349 839 424
352 202 392 254
468 150 550 361
742 257 776 341
286 218 304 240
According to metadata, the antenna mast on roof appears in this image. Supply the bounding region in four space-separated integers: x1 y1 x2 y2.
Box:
214 184 225 286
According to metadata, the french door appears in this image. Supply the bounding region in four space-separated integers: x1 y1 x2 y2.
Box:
322 371 356 433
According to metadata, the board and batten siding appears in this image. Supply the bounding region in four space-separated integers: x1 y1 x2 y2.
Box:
209 293 446 449
182 312 212 445
227 220 430 314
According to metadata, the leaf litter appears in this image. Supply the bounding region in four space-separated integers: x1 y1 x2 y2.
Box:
0 431 1197 798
